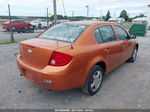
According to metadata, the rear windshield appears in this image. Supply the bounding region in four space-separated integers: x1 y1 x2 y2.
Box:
39 24 88 43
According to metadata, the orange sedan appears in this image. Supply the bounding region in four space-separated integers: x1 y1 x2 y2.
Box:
16 21 138 95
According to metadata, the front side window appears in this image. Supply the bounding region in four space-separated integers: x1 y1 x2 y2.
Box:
15 20 23 23
99 26 116 42
114 26 128 40
94 28 103 43
39 24 88 43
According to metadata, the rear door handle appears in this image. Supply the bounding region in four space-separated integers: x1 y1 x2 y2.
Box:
121 44 127 48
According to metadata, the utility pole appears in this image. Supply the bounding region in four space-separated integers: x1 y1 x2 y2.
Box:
46 8 49 27
85 5 89 17
72 11 74 17
8 4 14 42
100 10 102 20
114 12 116 18
71 11 74 21
53 0 57 25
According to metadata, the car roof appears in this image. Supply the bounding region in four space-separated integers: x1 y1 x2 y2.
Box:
63 21 116 26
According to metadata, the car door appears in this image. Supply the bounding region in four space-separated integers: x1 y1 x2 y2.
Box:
113 25 133 63
14 20 21 28
19 20 27 28
94 25 122 72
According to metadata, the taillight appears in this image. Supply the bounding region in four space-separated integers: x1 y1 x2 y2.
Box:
48 51 73 66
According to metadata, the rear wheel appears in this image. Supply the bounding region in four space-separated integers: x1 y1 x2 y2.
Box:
127 48 138 63
81 65 103 96
17 31 21 33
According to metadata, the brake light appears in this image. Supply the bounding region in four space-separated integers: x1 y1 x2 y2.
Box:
48 51 73 66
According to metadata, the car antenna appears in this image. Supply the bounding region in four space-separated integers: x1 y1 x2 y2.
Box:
62 0 73 49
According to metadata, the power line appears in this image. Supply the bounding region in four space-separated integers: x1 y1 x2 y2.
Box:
61 0 73 49
53 0 57 25
46 8 49 27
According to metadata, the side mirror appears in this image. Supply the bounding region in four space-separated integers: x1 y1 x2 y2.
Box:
127 34 136 39
130 35 136 39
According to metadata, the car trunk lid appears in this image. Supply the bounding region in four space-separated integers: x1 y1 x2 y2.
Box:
20 38 70 69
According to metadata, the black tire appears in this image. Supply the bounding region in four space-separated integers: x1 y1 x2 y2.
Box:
81 65 104 96
127 48 138 63
38 24 42 29
17 31 21 33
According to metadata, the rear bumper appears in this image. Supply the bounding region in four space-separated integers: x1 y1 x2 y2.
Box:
16 55 84 90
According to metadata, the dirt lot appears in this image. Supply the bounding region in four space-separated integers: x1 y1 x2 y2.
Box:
0 36 150 109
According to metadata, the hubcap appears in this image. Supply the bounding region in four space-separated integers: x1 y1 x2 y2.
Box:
133 49 137 60
90 70 102 92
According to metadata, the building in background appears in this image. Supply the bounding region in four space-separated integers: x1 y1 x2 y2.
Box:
132 17 148 25
108 18 125 24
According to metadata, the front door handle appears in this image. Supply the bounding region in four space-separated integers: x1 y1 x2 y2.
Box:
104 48 111 53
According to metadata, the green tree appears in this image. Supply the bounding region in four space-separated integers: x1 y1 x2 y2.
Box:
105 11 111 21
139 14 144 17
134 14 146 19
119 10 129 21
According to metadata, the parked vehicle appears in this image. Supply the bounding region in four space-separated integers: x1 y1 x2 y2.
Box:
56 19 70 24
30 19 53 29
2 20 34 33
16 21 138 95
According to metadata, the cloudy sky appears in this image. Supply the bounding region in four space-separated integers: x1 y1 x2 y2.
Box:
0 0 149 17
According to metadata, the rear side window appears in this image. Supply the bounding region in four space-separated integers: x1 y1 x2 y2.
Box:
94 28 103 43
99 26 115 42
114 26 128 40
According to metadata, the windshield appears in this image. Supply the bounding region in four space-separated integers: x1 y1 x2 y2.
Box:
39 24 88 43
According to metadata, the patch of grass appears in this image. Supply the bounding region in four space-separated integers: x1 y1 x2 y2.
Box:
0 19 9 22
122 23 133 30
0 38 27 45
0 19 9 25
0 40 18 44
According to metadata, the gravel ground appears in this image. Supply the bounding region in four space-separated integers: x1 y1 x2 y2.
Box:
0 37 150 109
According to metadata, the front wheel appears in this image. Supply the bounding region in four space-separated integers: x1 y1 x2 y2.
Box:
38 24 42 29
81 65 103 96
127 48 138 63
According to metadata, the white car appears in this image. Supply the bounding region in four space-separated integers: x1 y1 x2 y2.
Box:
30 19 53 29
